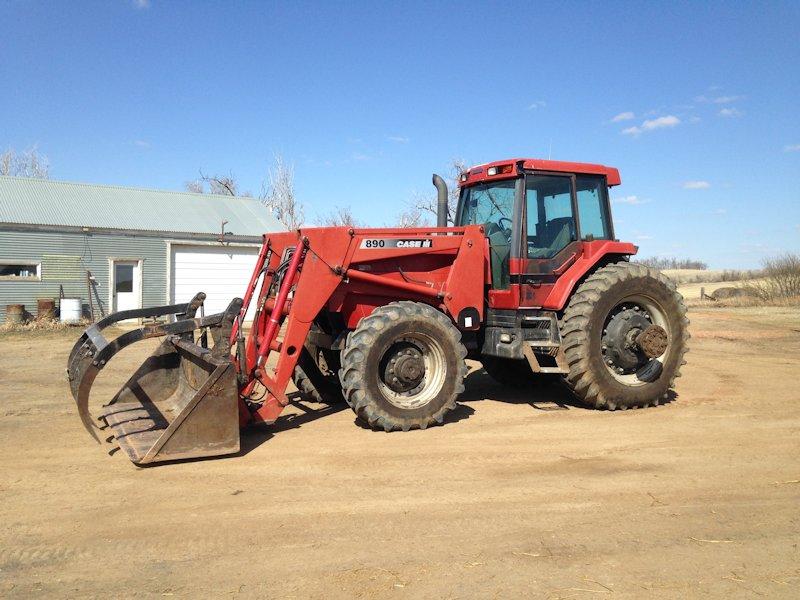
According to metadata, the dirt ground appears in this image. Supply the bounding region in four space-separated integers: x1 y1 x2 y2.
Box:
1 306 799 599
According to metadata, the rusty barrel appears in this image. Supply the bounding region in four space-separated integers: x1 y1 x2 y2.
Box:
37 298 56 321
6 304 25 324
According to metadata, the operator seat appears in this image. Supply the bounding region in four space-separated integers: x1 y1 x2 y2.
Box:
528 217 575 259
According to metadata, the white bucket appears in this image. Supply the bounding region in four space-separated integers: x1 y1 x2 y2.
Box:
60 298 82 324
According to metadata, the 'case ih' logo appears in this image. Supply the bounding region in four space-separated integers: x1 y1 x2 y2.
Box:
360 238 433 249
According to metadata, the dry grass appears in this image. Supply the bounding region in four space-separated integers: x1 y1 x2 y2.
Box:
686 294 800 309
0 318 89 335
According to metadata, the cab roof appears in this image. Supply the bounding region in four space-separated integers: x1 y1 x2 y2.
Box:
459 158 621 187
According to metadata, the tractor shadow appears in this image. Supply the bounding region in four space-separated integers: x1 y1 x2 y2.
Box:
457 367 679 413
458 368 579 411
239 393 348 455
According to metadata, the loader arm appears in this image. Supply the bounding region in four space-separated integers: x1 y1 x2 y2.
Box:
234 225 487 425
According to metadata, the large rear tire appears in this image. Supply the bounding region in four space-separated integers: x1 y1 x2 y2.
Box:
560 262 689 410
339 301 468 432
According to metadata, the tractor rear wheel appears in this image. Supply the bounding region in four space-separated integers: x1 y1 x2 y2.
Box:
293 340 343 404
339 301 467 432
560 261 689 410
481 356 560 387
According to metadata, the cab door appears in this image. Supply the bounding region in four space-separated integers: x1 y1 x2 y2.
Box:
517 173 615 307
514 173 581 306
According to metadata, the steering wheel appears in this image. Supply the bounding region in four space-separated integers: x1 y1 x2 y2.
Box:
486 218 513 243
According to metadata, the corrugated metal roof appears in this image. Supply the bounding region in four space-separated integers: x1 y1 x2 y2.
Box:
0 175 285 236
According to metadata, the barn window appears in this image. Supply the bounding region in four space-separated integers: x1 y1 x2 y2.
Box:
0 261 41 280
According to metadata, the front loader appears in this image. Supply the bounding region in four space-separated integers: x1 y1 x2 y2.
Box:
67 158 689 465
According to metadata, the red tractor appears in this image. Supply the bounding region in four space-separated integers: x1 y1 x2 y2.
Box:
67 158 689 465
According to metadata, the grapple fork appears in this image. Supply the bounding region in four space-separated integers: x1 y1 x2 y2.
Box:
66 293 243 465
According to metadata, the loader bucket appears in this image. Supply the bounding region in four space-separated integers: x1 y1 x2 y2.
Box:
66 293 243 465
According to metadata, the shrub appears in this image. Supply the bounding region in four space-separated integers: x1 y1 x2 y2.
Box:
744 253 800 301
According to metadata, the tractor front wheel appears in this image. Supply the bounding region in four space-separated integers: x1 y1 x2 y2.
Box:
560 261 689 410
339 301 467 431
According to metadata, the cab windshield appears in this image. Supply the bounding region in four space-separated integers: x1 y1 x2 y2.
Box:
458 180 515 229
458 180 516 289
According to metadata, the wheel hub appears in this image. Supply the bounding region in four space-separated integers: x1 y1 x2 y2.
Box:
383 346 425 393
602 306 655 374
636 324 669 358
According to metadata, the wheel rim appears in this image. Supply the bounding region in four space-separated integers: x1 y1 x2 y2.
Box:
377 333 446 409
600 294 671 386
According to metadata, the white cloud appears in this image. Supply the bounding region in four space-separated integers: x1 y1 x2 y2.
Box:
612 195 650 205
133 0 150 8
641 115 680 131
611 111 635 122
636 234 653 241
527 100 546 110
351 152 371 161
682 180 711 189
784 144 800 152
387 136 409 143
713 208 727 215
713 95 742 104
718 107 743 118
696 94 743 104
133 140 150 148
621 115 680 136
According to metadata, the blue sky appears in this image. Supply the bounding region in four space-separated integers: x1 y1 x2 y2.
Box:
2 1 799 268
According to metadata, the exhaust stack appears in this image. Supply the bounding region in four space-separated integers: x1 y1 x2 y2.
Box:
432 174 448 227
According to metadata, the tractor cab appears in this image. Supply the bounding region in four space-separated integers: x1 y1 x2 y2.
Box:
456 159 620 306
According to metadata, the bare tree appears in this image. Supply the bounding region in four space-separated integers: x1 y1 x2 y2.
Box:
315 205 363 227
184 179 205 194
394 206 427 228
0 147 49 178
398 158 468 226
260 154 305 230
184 156 304 228
185 171 246 196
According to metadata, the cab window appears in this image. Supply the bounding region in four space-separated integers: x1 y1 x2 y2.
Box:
576 176 612 240
525 175 576 259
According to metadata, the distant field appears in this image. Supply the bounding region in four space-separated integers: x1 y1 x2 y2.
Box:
662 268 756 284
663 269 756 300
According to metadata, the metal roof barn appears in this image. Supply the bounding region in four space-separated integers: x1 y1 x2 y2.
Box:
0 176 281 236
0 176 286 323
